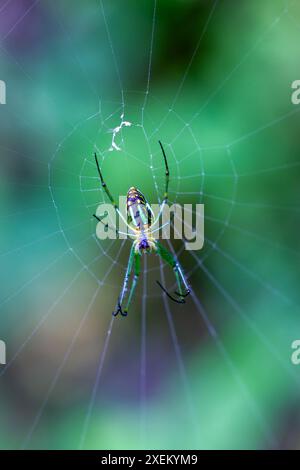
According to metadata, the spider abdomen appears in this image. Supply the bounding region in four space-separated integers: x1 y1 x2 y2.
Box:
127 187 152 231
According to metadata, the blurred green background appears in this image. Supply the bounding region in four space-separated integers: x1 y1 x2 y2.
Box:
0 0 300 450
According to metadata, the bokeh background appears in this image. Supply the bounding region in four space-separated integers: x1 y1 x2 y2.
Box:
0 0 300 450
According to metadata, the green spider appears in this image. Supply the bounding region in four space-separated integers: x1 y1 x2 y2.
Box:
93 141 190 317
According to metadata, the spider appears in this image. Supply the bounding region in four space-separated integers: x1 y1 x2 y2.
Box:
93 141 190 316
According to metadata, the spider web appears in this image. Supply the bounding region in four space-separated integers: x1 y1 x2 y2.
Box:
1 0 300 450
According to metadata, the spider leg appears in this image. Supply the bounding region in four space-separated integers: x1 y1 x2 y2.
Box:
150 211 175 238
174 289 190 298
112 247 141 317
122 253 141 316
151 141 170 229
159 140 169 205
155 240 189 303
113 297 124 316
93 214 134 238
112 244 135 316
94 153 133 232
93 214 118 237
156 280 185 304
94 153 117 208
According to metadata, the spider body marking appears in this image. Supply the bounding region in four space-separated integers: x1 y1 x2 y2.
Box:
126 186 156 254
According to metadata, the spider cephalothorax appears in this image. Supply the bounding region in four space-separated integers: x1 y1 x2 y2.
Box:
93 141 190 316
134 232 157 255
